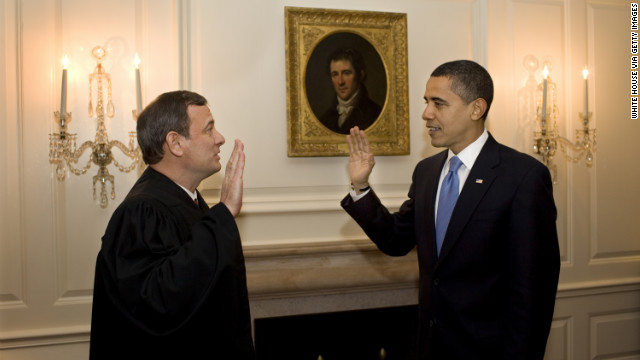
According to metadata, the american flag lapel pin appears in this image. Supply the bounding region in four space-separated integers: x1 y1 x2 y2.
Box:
475 179 484 184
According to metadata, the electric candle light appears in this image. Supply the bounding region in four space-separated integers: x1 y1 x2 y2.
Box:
134 53 142 114
61 55 69 127
529 58 597 175
49 45 144 208
541 65 549 128
582 67 589 124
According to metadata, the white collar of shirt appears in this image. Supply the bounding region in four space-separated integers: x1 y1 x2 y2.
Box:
448 128 489 174
436 129 489 216
177 184 198 202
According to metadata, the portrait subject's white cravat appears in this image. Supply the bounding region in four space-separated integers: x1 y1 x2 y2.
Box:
336 90 359 127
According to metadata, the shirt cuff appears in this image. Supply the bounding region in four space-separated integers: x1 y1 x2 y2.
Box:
349 187 371 202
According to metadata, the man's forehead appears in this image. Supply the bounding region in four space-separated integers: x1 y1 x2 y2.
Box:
425 76 454 95
330 59 353 69
187 104 214 124
187 104 211 114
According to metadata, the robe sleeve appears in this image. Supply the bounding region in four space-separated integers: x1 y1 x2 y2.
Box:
98 198 241 335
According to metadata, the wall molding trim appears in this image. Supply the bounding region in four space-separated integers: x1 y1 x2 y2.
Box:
0 325 89 350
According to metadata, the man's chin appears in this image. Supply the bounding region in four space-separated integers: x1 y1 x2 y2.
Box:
337 92 352 100
428 136 445 149
205 163 222 177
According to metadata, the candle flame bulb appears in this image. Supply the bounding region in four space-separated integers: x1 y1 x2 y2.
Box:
134 53 141 69
542 65 549 80
582 67 588 80
63 55 69 69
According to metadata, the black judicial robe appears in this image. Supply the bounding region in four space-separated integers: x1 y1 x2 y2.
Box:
90 167 255 359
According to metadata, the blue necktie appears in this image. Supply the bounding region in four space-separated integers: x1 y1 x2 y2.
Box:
435 156 463 256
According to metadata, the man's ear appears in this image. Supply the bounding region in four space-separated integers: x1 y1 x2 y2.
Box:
471 98 488 121
165 131 184 157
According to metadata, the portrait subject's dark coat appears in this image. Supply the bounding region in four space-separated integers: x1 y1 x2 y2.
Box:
90 167 255 359
342 134 560 360
319 88 382 134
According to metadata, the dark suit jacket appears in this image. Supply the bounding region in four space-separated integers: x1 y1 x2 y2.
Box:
319 88 382 134
342 134 560 360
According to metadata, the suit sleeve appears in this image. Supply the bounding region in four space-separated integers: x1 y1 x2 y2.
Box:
505 163 560 359
341 180 417 257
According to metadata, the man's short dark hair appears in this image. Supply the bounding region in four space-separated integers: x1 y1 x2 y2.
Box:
137 90 208 165
431 60 494 120
327 48 366 82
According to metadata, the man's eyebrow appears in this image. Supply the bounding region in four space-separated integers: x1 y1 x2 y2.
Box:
424 95 448 104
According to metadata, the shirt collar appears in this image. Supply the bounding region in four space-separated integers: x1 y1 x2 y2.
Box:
177 183 198 201
446 129 489 170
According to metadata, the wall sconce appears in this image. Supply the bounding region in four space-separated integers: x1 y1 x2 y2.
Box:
49 45 144 208
532 62 596 181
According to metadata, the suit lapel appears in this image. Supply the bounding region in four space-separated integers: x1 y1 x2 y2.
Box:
422 152 448 271
436 134 500 264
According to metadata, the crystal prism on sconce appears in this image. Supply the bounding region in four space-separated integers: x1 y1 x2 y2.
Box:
49 46 144 208
532 61 596 182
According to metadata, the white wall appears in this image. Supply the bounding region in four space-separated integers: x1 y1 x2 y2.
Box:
1 0 638 359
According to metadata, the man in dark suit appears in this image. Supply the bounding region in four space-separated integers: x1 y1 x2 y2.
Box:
342 60 560 359
319 48 382 134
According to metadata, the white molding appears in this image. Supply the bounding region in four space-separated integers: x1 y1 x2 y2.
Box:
2 279 638 350
557 278 640 296
0 0 27 308
472 0 488 66
201 184 408 214
177 0 191 90
0 325 89 350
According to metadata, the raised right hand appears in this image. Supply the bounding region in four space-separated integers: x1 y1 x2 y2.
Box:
346 127 375 191
220 139 245 217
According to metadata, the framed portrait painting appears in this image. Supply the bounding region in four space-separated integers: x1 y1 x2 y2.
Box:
285 7 409 157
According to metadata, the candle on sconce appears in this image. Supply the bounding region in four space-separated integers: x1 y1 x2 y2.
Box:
582 67 589 124
134 53 142 114
61 55 69 127
541 65 549 129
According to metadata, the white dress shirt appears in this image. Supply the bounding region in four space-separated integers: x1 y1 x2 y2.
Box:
434 129 488 219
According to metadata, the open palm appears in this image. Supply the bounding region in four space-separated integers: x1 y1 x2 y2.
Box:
346 127 375 189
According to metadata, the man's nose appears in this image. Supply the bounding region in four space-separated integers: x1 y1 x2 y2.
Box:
216 131 226 146
422 104 433 120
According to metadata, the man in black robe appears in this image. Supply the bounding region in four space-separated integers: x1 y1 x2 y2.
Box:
90 90 255 359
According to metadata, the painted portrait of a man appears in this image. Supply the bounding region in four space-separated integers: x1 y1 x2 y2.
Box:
305 32 387 135
318 48 382 134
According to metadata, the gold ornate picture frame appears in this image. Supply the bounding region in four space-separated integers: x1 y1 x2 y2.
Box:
285 7 409 157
